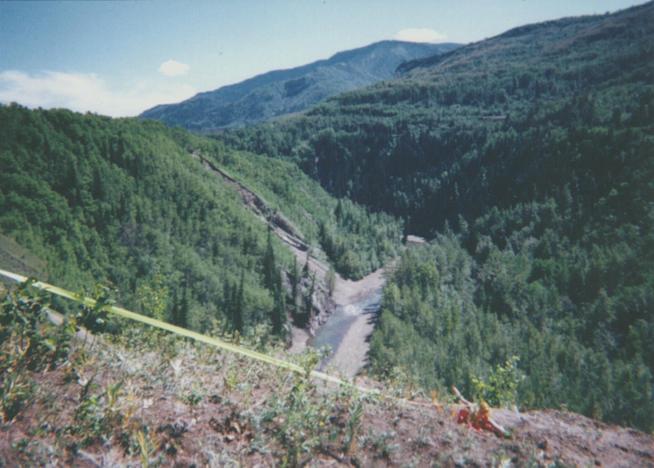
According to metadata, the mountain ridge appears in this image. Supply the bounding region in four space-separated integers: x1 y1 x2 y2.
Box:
140 40 459 131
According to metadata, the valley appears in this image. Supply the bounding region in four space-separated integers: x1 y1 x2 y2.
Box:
192 135 391 376
1 1 654 465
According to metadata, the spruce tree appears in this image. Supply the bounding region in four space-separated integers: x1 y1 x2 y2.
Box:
263 227 277 291
179 285 189 329
271 272 286 336
234 271 245 334
290 257 300 323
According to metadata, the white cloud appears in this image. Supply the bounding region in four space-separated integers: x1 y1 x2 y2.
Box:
158 59 190 77
394 28 448 43
0 70 196 117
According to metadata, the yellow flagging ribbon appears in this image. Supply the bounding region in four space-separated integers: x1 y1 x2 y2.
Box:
0 268 350 388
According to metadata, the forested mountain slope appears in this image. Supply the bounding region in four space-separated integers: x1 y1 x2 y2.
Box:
223 2 653 234
140 40 458 131
219 2 654 430
0 105 402 338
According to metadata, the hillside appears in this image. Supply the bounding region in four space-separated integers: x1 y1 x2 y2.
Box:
1 286 653 466
140 40 458 131
218 2 654 431
0 105 402 340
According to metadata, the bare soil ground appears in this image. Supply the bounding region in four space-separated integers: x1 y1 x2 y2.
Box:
1 331 652 467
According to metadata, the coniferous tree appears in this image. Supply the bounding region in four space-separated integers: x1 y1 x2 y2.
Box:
222 279 231 330
170 288 179 326
302 251 311 279
178 285 189 329
301 272 315 328
271 271 286 336
234 270 245 334
263 227 277 291
290 257 300 324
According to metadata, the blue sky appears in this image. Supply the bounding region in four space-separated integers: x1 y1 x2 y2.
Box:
0 0 645 116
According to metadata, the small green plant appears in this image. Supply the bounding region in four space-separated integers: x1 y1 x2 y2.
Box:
264 349 332 466
223 366 240 392
363 430 397 460
184 390 203 407
134 428 158 467
343 390 364 455
326 267 336 297
472 356 524 408
74 380 109 446
296 346 329 377
104 381 124 428
0 282 76 421
71 375 129 446
385 366 419 399
0 371 33 422
76 284 114 334
12 437 30 452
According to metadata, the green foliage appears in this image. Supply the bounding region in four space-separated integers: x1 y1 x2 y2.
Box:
134 268 168 321
370 234 654 431
183 390 203 407
201 142 403 279
0 282 76 421
274 377 331 466
342 388 364 455
0 105 276 336
0 372 33 423
0 281 76 373
326 266 336 298
76 284 113 334
73 377 111 446
221 4 654 431
0 105 401 343
263 349 332 466
472 356 523 408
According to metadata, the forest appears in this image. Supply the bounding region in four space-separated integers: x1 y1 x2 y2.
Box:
0 104 402 339
216 3 654 430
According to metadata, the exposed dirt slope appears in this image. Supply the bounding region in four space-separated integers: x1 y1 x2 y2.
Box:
2 328 652 467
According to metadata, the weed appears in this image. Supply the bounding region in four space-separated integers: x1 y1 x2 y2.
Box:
184 389 203 407
362 430 397 460
0 282 75 421
74 391 107 445
104 381 124 428
340 387 364 455
11 437 30 452
134 428 158 467
223 366 240 392
265 350 332 466
0 371 33 422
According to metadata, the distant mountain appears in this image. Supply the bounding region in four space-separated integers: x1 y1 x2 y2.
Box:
140 40 459 131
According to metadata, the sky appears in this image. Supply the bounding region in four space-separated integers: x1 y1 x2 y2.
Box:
0 0 646 117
